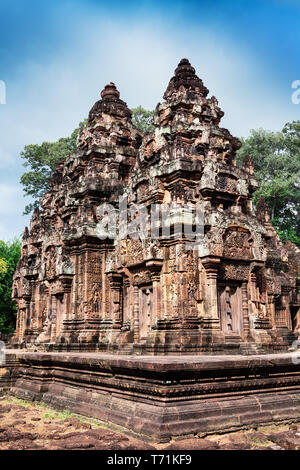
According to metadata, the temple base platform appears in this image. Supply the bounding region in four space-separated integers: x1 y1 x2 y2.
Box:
1 350 300 442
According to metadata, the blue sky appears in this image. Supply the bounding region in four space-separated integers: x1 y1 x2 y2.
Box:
0 0 299 241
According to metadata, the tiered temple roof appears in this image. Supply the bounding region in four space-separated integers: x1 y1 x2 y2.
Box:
12 59 300 353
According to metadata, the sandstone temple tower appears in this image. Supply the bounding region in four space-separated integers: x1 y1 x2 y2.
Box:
12 59 300 354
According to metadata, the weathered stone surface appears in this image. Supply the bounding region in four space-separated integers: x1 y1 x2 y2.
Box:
266 432 300 450
11 58 300 354
166 438 220 450
4 58 300 443
1 395 300 449
0 396 157 450
0 350 300 441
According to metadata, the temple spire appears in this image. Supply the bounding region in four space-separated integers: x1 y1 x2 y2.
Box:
88 82 131 122
163 58 209 99
100 82 120 100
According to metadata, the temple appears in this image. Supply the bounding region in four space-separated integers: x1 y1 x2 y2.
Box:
12 59 300 354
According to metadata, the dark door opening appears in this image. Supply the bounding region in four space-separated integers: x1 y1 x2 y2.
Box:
218 283 243 335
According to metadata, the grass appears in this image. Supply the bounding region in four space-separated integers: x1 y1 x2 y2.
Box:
247 434 273 448
2 395 107 429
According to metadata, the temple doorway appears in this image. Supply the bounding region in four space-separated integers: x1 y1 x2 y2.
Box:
139 287 153 339
291 306 300 332
55 295 64 337
218 283 243 335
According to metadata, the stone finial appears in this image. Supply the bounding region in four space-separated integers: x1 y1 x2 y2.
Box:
163 58 209 99
243 154 254 174
88 82 131 122
101 82 120 100
22 227 29 240
256 197 270 222
175 58 196 77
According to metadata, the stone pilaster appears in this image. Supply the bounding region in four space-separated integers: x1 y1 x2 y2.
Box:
201 257 221 330
133 285 139 343
267 293 275 327
282 286 292 329
242 281 250 339
107 273 123 329
151 272 162 324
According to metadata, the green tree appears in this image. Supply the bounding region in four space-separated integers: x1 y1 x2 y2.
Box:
236 121 300 246
21 121 86 214
131 106 154 134
0 239 21 334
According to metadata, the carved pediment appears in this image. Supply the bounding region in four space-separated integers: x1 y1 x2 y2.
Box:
223 227 252 260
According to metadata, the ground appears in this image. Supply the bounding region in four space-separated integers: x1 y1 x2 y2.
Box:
0 395 300 450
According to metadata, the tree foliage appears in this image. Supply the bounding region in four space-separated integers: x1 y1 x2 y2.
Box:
236 121 300 246
0 239 21 334
131 106 154 134
20 121 86 214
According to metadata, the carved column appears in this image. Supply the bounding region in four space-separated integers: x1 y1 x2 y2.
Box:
30 281 37 331
242 281 250 339
122 278 131 330
18 302 27 341
61 276 73 322
282 286 292 329
248 272 259 323
14 307 20 339
151 272 162 325
71 251 79 320
267 293 275 327
50 295 57 342
107 273 123 329
249 270 272 329
133 285 139 343
39 285 49 331
201 257 221 330
19 309 25 340
249 272 257 304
